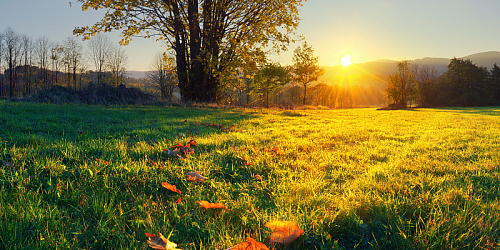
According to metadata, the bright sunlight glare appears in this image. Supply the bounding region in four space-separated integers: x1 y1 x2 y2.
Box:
340 54 352 67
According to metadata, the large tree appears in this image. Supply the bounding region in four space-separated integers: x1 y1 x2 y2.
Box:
73 0 302 103
291 41 325 105
444 58 489 105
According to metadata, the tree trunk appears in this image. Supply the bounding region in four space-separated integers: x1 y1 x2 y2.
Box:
188 0 203 102
303 83 307 105
169 0 189 101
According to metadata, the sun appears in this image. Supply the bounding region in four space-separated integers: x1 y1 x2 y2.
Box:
340 54 352 67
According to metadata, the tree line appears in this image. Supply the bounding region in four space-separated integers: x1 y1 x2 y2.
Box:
385 59 500 108
0 27 128 99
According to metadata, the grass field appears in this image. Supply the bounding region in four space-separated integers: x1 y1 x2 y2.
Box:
1 101 500 249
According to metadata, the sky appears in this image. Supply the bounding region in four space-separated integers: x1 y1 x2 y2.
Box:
1 0 500 71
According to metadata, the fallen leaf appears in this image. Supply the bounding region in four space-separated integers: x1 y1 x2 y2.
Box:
225 237 269 250
145 232 181 250
197 200 227 209
186 171 206 183
255 175 262 181
244 162 253 166
164 148 180 157
176 197 182 204
162 182 182 194
268 147 284 156
236 156 248 161
265 221 304 245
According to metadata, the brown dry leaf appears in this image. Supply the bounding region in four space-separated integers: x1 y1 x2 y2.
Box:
161 182 182 194
225 237 269 250
265 221 304 245
164 148 180 157
145 232 181 250
197 200 227 209
186 171 206 183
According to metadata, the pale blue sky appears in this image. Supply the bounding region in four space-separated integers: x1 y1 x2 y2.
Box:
1 0 499 71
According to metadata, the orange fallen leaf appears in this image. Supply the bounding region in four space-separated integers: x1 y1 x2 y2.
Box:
268 147 284 155
237 156 248 161
244 162 253 166
145 232 181 250
186 171 206 183
225 237 269 250
255 175 262 181
176 197 182 204
161 182 182 194
197 200 227 209
265 221 304 245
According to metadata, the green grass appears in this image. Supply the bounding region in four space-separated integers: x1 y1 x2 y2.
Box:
1 101 500 249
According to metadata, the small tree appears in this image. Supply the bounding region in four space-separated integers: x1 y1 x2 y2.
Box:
251 62 290 108
414 65 437 107
147 52 177 101
63 37 84 89
385 60 414 108
87 34 112 86
107 45 128 87
291 41 325 105
4 28 21 97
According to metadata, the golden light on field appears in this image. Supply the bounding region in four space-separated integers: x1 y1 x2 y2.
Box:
340 54 352 67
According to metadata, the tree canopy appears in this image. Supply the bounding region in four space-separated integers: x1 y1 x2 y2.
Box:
384 60 414 108
251 62 290 107
73 0 304 102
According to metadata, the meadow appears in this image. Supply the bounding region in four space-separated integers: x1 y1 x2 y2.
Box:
1 101 499 249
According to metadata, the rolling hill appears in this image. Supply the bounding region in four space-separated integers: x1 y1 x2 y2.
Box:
320 51 500 87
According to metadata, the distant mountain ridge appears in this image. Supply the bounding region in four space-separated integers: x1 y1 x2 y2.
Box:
127 71 148 79
319 51 500 86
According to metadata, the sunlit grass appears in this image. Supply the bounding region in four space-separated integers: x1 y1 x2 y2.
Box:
0 101 499 249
